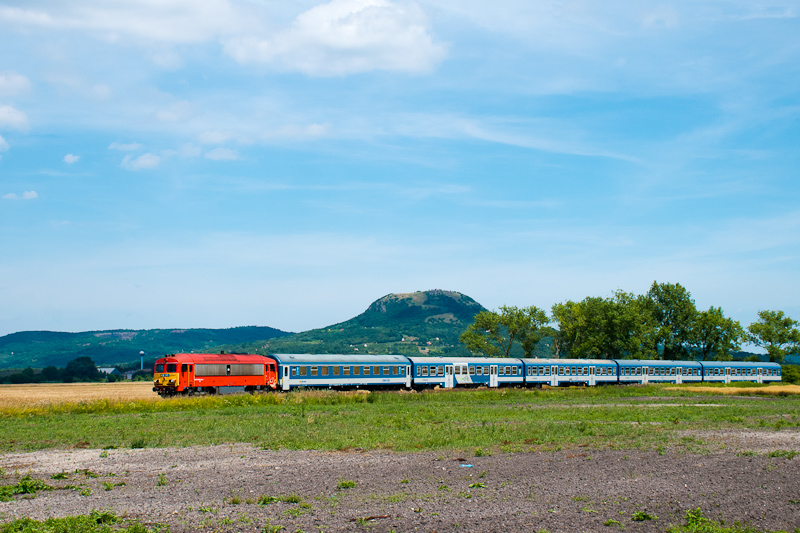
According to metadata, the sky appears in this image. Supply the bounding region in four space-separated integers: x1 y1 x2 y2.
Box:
1 1 799 338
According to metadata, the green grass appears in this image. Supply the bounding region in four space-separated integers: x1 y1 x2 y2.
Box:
1 385 799 453
667 508 800 533
0 511 166 533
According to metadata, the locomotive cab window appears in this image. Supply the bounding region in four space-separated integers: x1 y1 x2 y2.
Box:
181 364 188 372
156 364 164 373
166 364 177 372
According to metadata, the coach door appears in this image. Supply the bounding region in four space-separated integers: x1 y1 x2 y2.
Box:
282 366 290 391
180 363 190 390
444 365 454 389
757 367 763 384
588 366 596 386
725 367 731 384
406 365 412 388
551 366 558 387
489 365 498 388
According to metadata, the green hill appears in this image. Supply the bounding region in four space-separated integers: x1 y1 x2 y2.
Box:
219 289 488 357
0 326 292 370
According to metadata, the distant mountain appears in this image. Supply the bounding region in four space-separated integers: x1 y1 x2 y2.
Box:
219 289 488 358
0 326 292 370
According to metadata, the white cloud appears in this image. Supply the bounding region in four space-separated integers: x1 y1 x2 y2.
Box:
0 1 261 45
0 133 8 151
198 130 233 144
0 105 29 131
2 191 38 200
108 142 143 151
0 71 31 96
63 154 80 164
92 84 112 100
204 147 239 161
121 152 161 170
223 0 447 76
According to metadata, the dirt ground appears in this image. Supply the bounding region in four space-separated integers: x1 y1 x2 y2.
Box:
1 430 800 533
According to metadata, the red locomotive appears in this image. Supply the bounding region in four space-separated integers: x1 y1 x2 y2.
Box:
152 352 278 397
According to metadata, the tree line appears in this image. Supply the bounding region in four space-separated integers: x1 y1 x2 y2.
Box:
0 357 151 384
460 281 800 363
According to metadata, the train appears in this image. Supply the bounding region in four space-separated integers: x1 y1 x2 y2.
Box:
151 352 782 397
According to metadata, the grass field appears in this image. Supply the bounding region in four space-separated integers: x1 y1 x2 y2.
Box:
0 382 798 454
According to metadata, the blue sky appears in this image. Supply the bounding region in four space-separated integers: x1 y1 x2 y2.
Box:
1 1 799 338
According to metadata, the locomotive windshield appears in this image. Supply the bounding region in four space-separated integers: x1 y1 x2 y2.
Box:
166 364 177 372
156 364 164 373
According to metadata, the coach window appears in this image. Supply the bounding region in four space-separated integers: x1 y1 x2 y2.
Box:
400 367 405 376
469 366 475 375
352 366 358 376
361 366 368 375
558 367 564 376
310 366 318 377
385 366 391 375
437 366 444 377
476 366 482 376
583 367 588 375
544 367 549 375
332 366 340 376
421 367 428 377
416 367 421 376
299 366 307 377
321 366 329 377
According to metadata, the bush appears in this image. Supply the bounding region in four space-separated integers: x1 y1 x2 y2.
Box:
781 364 800 384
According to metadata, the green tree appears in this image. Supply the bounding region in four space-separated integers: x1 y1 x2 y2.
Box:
460 305 549 357
63 356 103 382
690 307 745 361
645 281 697 360
747 310 800 364
40 366 62 382
551 291 654 359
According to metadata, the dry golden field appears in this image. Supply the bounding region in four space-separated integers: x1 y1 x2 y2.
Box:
672 384 800 395
0 381 158 409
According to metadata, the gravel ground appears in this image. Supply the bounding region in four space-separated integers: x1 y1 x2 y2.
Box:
1 430 800 532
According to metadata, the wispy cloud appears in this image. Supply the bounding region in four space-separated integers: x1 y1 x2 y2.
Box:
223 0 447 75
0 71 31 96
2 191 38 200
121 153 160 170
204 147 239 161
0 105 29 131
108 142 143 151
63 154 80 164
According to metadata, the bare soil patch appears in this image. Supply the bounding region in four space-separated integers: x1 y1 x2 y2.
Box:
2 431 800 532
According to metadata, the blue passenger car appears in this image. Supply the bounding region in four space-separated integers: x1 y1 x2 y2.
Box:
524 359 618 387
271 354 411 391
407 357 523 388
699 361 781 384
